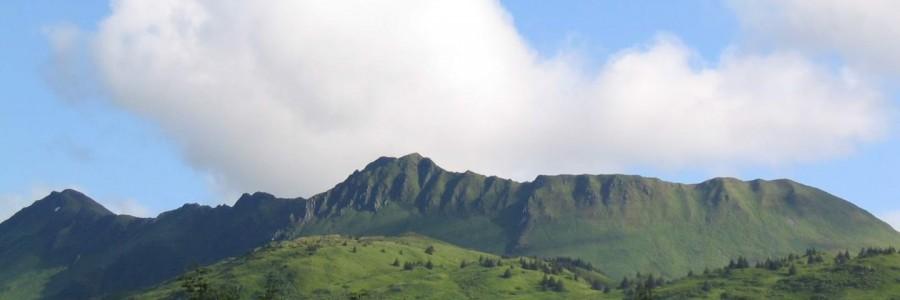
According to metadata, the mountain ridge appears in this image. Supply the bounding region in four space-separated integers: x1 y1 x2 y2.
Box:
0 153 897 299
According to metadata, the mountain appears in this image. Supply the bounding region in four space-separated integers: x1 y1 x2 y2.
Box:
0 190 310 299
0 153 897 299
135 235 614 299
292 153 900 278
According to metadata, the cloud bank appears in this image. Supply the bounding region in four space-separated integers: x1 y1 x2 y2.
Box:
731 0 900 76
66 0 887 197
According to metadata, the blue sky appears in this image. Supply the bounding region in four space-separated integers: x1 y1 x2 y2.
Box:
2 0 898 226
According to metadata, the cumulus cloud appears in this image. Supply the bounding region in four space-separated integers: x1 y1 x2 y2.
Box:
105 198 150 217
731 0 900 76
42 24 99 103
55 0 888 197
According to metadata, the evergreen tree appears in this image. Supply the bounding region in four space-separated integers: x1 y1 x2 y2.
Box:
180 267 210 300
553 278 565 292
425 260 434 270
590 280 605 291
788 265 797 276
260 272 282 300
391 258 400 267
502 268 512 278
460 260 467 268
619 277 632 290
425 245 435 255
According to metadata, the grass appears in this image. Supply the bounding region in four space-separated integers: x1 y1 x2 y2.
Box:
135 235 900 300
651 249 900 299
133 234 616 299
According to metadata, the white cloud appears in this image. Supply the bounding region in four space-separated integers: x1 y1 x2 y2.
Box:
106 198 150 217
877 211 900 232
730 0 900 76
51 0 889 197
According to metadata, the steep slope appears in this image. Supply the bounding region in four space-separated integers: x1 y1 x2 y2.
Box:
0 191 309 299
0 153 896 299
135 235 614 300
291 154 900 278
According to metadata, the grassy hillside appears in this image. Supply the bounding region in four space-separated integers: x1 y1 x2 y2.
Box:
134 235 615 300
643 247 900 299
136 237 900 300
2 153 897 298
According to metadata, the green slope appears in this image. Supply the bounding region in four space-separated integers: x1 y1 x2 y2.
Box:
1 153 897 298
648 247 900 299
0 190 312 299
292 153 900 278
134 235 615 300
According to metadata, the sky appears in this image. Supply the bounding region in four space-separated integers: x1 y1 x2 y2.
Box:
1 0 898 228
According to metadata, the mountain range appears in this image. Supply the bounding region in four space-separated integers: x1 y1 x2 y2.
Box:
1 153 897 299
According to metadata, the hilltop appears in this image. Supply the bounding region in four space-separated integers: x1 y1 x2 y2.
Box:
134 235 614 299
0 153 897 299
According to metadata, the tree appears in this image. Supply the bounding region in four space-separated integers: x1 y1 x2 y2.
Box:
502 268 512 278
619 277 631 290
425 260 434 270
260 272 282 300
553 279 565 292
391 258 400 267
591 280 605 291
351 246 357 253
425 245 435 255
788 265 797 276
459 260 468 268
180 267 210 300
403 262 415 271
834 252 849 265
702 280 712 292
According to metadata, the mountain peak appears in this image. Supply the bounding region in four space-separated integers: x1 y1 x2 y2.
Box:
36 189 113 217
0 189 114 232
362 152 432 172
234 192 277 210
398 152 424 161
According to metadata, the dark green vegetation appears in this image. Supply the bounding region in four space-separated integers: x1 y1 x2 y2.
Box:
135 235 614 299
0 190 309 299
643 247 900 299
0 153 897 299
137 238 900 300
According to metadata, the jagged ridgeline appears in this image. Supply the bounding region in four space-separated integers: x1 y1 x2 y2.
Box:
295 153 898 278
0 153 897 299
